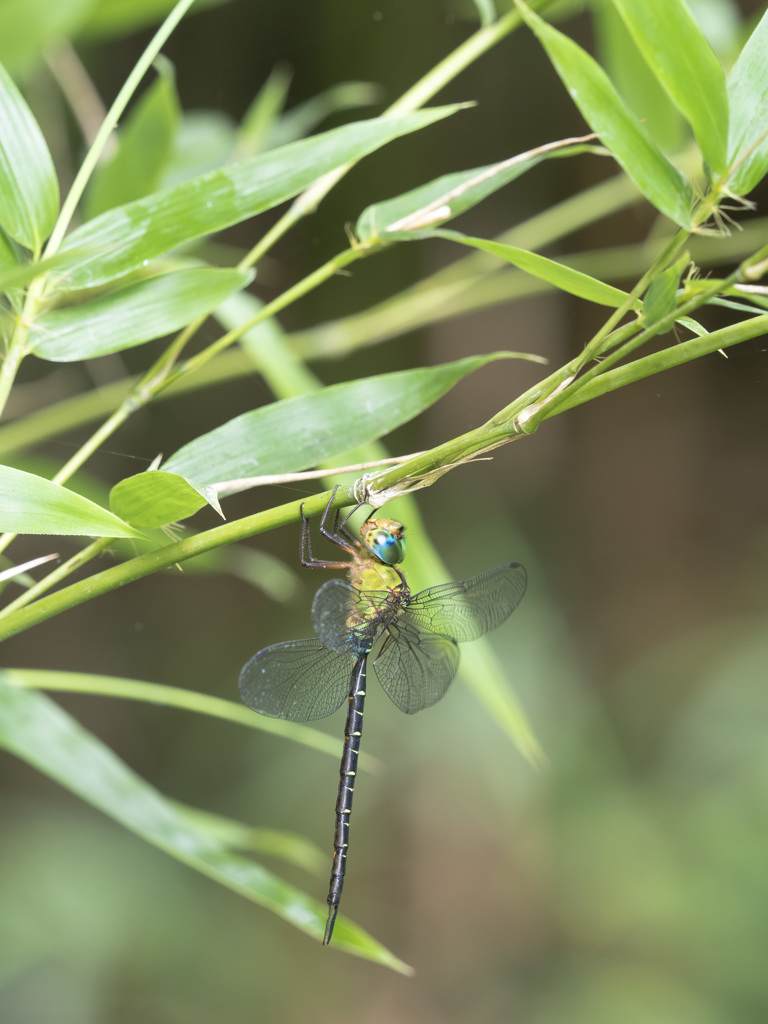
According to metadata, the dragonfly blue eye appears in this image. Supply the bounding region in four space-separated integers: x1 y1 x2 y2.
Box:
369 529 405 565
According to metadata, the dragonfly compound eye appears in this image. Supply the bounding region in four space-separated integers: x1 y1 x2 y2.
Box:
366 527 406 566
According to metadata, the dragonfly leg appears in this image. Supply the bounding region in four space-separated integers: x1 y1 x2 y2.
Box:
318 486 360 554
300 489 354 568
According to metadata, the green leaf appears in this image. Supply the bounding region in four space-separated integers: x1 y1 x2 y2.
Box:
28 267 252 362
428 228 634 308
515 1 693 227
726 8 768 195
110 470 220 527
593 0 685 156
163 111 238 185
57 107 463 290
0 0 94 75
0 675 410 971
610 0 728 174
0 225 17 275
8 667 343 760
162 353 521 490
85 58 182 219
642 256 686 325
0 464 143 537
0 247 85 294
260 81 383 153
236 64 293 157
81 0 228 39
356 142 600 243
0 60 59 253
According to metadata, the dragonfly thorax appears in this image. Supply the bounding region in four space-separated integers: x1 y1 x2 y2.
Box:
360 517 406 566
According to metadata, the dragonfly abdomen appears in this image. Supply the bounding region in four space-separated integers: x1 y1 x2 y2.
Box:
324 653 367 945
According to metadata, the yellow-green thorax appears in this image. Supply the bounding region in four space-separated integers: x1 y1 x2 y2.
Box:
348 516 407 595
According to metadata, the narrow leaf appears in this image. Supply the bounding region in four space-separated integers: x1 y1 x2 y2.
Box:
28 268 252 362
57 107 463 289
0 0 93 75
0 676 410 971
726 8 768 195
642 256 686 325
262 81 383 153
610 0 728 174
86 59 182 219
429 228 634 308
0 464 143 537
162 354 521 489
0 225 17 274
80 0 226 39
357 139 600 242
593 0 685 156
9 668 344 760
237 64 293 157
110 470 220 527
516 1 692 227
0 60 59 252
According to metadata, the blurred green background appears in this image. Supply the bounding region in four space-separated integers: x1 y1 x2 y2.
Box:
2 0 768 1021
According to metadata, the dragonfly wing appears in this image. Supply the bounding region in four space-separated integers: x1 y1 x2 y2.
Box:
239 638 355 721
312 579 396 656
373 614 460 715
405 562 527 643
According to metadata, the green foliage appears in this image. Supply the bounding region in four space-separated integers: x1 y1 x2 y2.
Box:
2 0 768 972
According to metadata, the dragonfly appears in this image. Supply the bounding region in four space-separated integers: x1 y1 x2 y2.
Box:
238 489 527 945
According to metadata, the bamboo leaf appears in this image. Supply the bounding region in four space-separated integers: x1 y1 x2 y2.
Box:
28 268 253 361
0 464 143 537
726 8 768 195
427 228 634 308
162 353 527 490
57 107 464 290
642 256 686 325
0 60 59 252
0 675 410 971
85 58 182 219
260 81 383 153
8 668 344 760
80 0 226 39
515 1 693 227
110 470 221 527
610 0 728 174
593 0 685 156
0 0 93 75
356 141 600 242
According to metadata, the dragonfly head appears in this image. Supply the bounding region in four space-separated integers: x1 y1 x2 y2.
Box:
361 517 406 566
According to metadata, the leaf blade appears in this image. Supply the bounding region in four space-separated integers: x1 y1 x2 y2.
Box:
0 465 143 537
58 107 463 289
0 60 59 252
109 470 215 527
356 139 599 242
516 1 692 227
85 59 182 219
29 268 252 362
430 229 634 308
610 0 728 174
0 675 411 971
726 8 768 195
162 354 524 489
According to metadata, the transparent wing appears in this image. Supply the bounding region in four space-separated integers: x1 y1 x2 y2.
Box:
372 613 460 715
311 578 398 656
405 563 527 643
238 638 355 721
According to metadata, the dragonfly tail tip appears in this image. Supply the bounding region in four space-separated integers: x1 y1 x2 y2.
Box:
323 905 338 946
